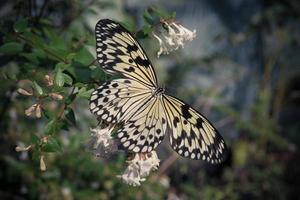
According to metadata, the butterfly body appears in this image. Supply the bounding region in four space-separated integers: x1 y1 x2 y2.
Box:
90 19 227 164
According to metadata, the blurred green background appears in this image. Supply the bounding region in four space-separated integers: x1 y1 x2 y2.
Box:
0 0 299 199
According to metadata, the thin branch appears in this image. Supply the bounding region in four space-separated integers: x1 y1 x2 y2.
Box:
36 0 50 23
157 152 178 176
14 32 68 64
57 86 76 120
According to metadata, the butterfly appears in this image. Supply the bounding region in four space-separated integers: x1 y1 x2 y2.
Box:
90 19 227 164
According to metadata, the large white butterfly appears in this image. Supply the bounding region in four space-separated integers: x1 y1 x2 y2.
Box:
90 19 227 164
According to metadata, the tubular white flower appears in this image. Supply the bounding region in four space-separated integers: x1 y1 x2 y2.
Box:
117 160 146 187
117 151 160 186
86 124 118 157
153 21 197 57
25 103 37 116
139 151 160 177
90 125 114 148
17 88 33 96
40 155 46 171
15 144 32 152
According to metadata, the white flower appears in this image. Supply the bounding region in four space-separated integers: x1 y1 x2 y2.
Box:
139 151 160 177
44 74 54 86
25 103 42 118
15 144 32 152
48 92 64 100
117 151 160 186
117 160 146 187
86 125 118 157
17 88 33 96
153 21 196 57
40 155 46 171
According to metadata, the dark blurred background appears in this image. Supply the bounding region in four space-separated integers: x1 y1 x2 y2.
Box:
0 0 299 199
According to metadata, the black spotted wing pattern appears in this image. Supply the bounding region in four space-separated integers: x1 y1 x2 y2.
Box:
95 19 157 87
161 95 227 163
90 78 152 124
116 96 168 153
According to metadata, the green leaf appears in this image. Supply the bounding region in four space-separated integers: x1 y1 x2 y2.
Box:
55 68 64 87
31 135 40 145
67 61 92 83
120 21 135 33
43 27 67 50
14 18 28 33
78 88 93 100
136 25 152 38
65 92 77 105
91 67 105 81
65 107 76 126
143 9 155 25
32 150 41 161
44 119 67 135
42 137 62 153
44 119 57 135
151 7 175 19
23 63 37 70
55 62 70 71
74 47 94 65
33 81 43 96
23 32 44 49
47 46 68 61
0 42 23 55
63 73 73 85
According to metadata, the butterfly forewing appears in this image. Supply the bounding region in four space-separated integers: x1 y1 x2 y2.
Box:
90 78 153 124
95 19 157 87
161 95 227 164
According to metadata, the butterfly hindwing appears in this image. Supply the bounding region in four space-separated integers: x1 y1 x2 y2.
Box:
161 95 227 164
95 19 157 87
116 96 167 153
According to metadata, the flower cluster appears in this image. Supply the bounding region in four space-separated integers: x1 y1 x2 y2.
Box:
16 74 65 172
117 152 160 186
86 125 118 157
87 125 160 186
152 20 196 57
17 74 64 119
15 143 46 171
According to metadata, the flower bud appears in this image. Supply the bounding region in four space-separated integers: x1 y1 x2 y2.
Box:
44 75 54 86
48 92 64 100
35 104 42 118
40 155 46 171
15 145 32 152
17 88 33 96
25 104 37 116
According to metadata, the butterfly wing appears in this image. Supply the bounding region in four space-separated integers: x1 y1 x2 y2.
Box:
90 78 153 124
95 19 157 87
116 96 168 153
162 94 227 164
